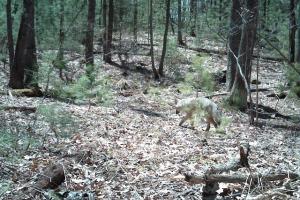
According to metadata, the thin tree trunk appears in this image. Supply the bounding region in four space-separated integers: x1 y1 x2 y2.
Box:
261 0 267 30
56 0 65 80
133 0 138 43
103 0 113 63
177 0 184 45
102 0 108 61
190 0 197 37
289 0 296 63
99 0 102 27
158 0 171 77
86 0 96 66
149 0 159 79
6 0 14 71
296 2 300 63
226 0 242 91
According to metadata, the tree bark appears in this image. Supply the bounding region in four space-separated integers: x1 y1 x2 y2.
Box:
296 2 300 62
289 0 296 63
9 0 38 89
6 0 14 71
158 0 171 77
149 0 159 79
177 0 184 45
103 0 113 63
228 0 258 110
226 0 242 91
55 0 65 81
23 0 38 88
85 0 96 66
190 0 197 37
133 0 138 43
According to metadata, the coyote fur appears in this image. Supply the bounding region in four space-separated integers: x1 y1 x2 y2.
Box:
175 97 222 131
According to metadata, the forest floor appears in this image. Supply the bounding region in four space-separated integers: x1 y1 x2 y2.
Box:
0 39 300 199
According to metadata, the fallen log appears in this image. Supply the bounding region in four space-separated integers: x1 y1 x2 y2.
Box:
182 46 284 62
2 106 37 114
185 172 299 185
184 143 299 199
7 88 43 97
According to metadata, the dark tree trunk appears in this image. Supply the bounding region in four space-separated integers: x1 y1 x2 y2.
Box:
6 0 14 71
23 0 37 87
99 0 102 27
261 0 268 30
9 0 37 89
85 0 96 66
226 0 242 91
103 0 113 63
102 0 107 44
56 0 65 80
296 2 300 63
133 0 138 43
158 0 171 77
289 0 296 63
190 0 197 37
229 0 258 110
177 0 184 45
149 0 159 79
218 0 223 21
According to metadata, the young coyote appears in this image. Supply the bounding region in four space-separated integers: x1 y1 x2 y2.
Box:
175 97 222 131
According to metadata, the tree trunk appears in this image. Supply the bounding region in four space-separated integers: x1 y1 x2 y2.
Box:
149 0 159 79
289 0 296 63
228 0 258 110
261 0 268 30
177 0 184 45
56 0 65 80
23 0 38 88
99 0 102 27
103 0 113 63
103 0 114 63
133 0 138 43
9 0 38 89
85 0 96 66
158 0 171 77
226 0 242 91
296 2 300 63
190 0 197 37
6 0 14 71
102 0 107 45
218 0 223 21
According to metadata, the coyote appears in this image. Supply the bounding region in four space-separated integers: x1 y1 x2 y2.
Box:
175 97 222 131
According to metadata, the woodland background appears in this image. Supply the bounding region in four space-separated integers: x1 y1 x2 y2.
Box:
0 0 299 199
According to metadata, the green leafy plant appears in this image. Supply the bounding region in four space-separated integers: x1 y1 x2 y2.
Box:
179 56 215 94
165 38 187 80
37 104 77 140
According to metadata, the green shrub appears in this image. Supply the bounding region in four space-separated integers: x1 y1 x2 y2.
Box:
37 104 77 139
165 38 187 80
178 56 215 94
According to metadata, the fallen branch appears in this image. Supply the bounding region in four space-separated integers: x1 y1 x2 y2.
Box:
185 172 298 185
6 88 43 97
2 106 37 113
181 46 284 62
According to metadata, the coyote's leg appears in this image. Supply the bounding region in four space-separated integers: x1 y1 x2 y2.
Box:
205 121 211 131
204 117 215 131
179 112 192 127
212 119 218 128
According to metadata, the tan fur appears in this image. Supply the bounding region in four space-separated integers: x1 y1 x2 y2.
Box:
175 97 222 131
